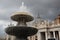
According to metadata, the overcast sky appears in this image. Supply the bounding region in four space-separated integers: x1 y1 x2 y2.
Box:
0 0 60 38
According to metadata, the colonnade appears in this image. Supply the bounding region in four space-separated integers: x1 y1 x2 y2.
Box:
38 31 60 40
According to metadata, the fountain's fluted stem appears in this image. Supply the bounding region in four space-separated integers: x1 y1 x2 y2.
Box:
17 18 27 26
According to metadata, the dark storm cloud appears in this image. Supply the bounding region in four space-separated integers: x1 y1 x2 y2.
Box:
0 0 60 21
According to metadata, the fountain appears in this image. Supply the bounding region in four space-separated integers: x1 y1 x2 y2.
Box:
5 2 38 40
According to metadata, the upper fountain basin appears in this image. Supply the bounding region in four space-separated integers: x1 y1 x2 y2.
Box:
11 12 34 22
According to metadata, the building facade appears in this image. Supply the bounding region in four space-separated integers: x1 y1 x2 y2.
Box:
5 14 60 40
28 14 60 40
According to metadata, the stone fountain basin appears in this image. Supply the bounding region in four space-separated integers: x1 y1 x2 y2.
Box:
5 26 38 37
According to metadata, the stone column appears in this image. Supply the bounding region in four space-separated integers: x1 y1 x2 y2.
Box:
53 31 55 38
59 31 60 40
6 35 9 40
11 36 15 40
29 36 32 40
33 35 35 40
32 36 34 40
45 32 48 40
37 31 41 40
